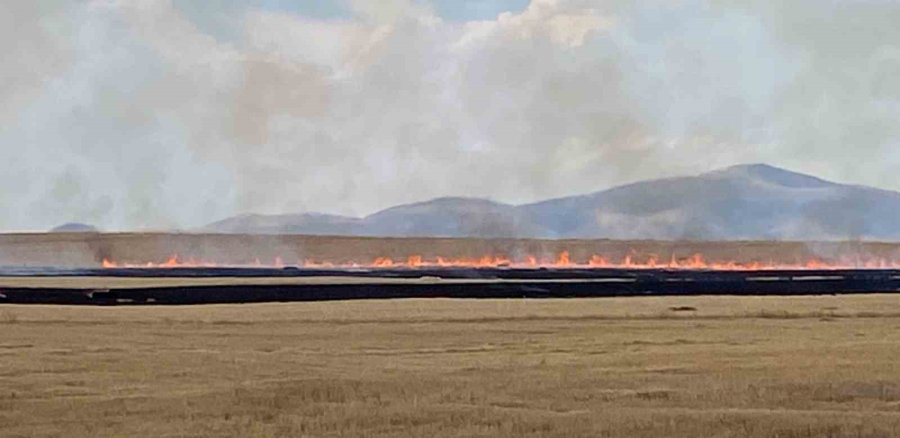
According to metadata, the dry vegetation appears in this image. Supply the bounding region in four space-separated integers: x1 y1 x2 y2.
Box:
3 296 900 437
5 232 900 267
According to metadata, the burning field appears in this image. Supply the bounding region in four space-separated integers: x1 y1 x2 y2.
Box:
2 233 900 304
6 232 900 269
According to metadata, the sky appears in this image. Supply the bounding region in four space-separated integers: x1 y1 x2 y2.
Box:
2 0 899 231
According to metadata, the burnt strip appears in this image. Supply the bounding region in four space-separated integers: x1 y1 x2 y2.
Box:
0 267 899 305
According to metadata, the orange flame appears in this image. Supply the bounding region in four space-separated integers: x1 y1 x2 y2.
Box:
99 252 900 270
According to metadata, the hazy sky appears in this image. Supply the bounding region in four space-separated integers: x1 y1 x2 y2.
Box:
2 0 899 231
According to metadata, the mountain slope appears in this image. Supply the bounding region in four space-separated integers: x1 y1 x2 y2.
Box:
205 164 900 241
525 163 900 240
361 197 542 238
205 213 361 235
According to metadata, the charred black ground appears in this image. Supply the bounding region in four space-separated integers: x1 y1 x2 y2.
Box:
1 267 899 305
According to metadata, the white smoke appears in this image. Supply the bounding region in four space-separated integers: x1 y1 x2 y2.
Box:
0 0 898 231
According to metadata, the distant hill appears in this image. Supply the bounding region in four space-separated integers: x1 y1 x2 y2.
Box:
205 164 900 241
205 213 361 235
360 197 541 238
50 223 99 233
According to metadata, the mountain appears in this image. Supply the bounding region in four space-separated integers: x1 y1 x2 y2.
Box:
205 213 360 235
50 223 99 233
205 164 900 241
361 197 541 238
208 197 542 238
520 163 900 240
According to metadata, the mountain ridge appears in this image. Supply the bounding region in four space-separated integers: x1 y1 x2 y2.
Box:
205 164 900 241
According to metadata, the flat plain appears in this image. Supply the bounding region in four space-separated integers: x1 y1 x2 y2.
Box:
3 295 900 437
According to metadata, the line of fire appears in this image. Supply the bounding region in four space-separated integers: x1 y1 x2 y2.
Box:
2 234 900 305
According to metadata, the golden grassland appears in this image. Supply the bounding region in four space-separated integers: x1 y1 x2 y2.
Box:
3 296 900 437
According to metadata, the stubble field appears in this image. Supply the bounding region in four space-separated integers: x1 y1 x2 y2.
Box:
3 295 900 437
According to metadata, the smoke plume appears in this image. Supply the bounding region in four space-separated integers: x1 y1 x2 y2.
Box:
1 0 898 231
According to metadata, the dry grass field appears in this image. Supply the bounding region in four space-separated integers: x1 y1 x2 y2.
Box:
4 232 900 268
3 296 900 437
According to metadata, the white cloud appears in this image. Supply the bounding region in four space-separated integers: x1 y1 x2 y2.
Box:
456 0 612 50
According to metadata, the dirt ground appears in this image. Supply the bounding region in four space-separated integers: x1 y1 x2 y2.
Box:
3 295 900 437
